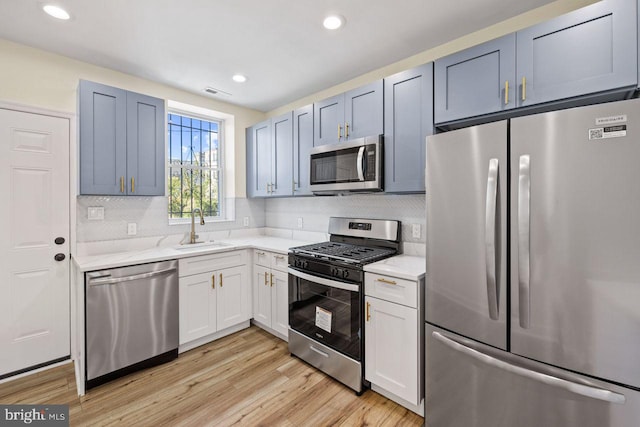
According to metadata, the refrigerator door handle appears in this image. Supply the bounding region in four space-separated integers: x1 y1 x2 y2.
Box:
485 158 499 320
518 154 531 328
432 331 626 404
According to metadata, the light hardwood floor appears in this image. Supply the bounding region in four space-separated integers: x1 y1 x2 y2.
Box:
0 326 424 426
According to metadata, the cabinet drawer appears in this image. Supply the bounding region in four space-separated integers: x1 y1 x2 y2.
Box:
254 250 271 268
179 250 247 277
365 273 417 308
270 253 288 272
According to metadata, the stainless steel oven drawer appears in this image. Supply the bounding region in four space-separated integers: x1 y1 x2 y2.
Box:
289 328 362 393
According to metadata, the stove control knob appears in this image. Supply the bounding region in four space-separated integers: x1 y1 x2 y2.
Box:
342 270 350 279
303 260 309 269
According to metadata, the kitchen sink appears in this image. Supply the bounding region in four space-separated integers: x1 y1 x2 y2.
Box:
173 241 231 251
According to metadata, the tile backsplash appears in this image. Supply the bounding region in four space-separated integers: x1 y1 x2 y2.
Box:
265 193 426 248
76 196 265 242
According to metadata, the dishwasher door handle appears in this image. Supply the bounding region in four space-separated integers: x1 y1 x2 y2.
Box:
88 267 177 286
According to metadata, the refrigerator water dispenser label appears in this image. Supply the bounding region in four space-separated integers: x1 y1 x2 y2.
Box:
315 306 332 333
589 125 627 141
595 114 627 126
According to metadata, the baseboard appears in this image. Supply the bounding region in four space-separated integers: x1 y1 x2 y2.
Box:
250 320 288 342
179 321 251 353
371 384 424 416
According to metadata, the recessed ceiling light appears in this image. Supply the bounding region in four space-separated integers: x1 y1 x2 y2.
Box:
43 4 71 20
323 15 344 30
232 74 247 83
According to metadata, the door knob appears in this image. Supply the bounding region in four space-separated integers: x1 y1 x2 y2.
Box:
54 237 65 245
54 253 66 262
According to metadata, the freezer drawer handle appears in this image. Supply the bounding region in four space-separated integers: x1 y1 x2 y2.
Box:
88 267 177 286
518 155 531 328
485 158 499 320
432 331 626 404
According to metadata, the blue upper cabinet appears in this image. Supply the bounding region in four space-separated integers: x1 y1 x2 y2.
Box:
516 0 637 107
270 112 293 197
246 113 293 198
293 105 314 196
435 34 516 124
384 63 434 193
126 92 165 196
344 80 384 140
79 80 165 196
314 93 344 146
79 80 127 195
434 0 637 125
246 119 271 198
314 80 383 145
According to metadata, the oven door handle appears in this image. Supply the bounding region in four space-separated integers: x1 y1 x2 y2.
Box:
288 268 359 293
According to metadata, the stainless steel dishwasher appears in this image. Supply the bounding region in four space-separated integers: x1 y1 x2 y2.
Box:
85 259 178 389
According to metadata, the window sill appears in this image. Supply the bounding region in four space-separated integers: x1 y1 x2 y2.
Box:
168 217 235 226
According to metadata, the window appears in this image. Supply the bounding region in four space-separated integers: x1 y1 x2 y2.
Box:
168 112 223 220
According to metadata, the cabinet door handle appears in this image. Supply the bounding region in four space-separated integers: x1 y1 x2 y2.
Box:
120 176 125 193
256 251 265 256
345 122 349 138
522 76 526 102
220 273 223 287
275 255 285 260
376 278 397 285
131 177 135 193
211 274 215 289
338 124 342 140
270 273 274 287
293 180 297 193
366 301 371 322
264 271 268 286
504 80 509 105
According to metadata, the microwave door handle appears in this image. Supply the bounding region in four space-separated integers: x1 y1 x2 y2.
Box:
356 146 365 181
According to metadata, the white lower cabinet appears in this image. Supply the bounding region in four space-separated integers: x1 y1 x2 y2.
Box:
179 250 250 346
364 271 423 413
252 250 289 339
365 296 418 404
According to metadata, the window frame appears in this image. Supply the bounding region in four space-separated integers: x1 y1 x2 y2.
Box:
167 109 225 224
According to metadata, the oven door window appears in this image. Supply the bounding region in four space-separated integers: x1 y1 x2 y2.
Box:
289 275 361 360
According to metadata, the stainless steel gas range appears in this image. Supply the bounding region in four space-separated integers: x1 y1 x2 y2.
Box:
288 217 400 394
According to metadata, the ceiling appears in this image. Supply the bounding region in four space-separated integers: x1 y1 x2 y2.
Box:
0 0 554 112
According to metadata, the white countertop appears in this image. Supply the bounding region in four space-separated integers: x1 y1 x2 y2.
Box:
363 254 426 281
73 236 318 272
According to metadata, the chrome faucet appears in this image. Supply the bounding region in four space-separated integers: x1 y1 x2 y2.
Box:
190 208 205 244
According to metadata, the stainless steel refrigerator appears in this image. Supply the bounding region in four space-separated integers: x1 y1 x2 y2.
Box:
425 98 640 426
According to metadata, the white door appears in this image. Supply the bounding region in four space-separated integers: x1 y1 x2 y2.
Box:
271 270 289 338
252 265 272 327
0 109 70 376
179 272 216 345
365 296 418 405
217 265 249 331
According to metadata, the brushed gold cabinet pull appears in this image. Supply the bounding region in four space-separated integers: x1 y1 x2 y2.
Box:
345 122 349 138
275 255 285 260
522 76 526 101
131 177 135 193
120 176 124 193
338 124 342 139
264 271 268 286
293 180 297 192
270 273 274 287
377 278 397 285
211 274 215 289
505 81 509 105
220 273 223 287
366 302 371 322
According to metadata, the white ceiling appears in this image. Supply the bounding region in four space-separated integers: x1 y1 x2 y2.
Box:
0 0 553 112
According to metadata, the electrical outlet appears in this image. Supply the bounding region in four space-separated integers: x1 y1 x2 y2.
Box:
412 224 421 239
127 223 137 236
297 217 304 229
243 217 250 227
87 206 104 221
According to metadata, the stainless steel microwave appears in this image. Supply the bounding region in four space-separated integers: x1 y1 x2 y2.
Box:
309 135 383 194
